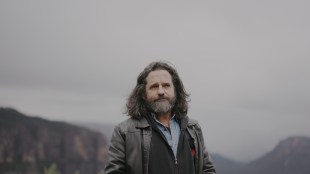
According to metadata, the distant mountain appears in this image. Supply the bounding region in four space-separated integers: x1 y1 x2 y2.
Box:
229 136 310 174
74 122 115 142
0 107 108 174
211 153 244 173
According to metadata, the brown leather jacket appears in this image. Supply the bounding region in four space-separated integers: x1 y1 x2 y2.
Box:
104 116 216 174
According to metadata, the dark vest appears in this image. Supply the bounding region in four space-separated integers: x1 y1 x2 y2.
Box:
147 116 195 174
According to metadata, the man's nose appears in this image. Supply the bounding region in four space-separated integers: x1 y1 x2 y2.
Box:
158 86 164 95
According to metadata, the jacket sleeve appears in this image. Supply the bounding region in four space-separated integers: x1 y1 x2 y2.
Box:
196 123 216 174
104 125 127 174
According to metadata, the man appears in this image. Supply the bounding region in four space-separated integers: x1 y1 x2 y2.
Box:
105 61 216 174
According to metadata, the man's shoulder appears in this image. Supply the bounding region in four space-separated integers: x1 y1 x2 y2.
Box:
187 117 199 126
187 117 203 131
115 116 149 132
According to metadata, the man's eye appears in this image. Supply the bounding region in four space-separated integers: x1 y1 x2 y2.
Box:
163 84 170 88
150 85 158 89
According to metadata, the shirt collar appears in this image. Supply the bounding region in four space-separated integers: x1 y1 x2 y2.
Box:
152 113 177 127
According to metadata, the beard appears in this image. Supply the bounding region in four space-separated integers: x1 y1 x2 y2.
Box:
147 96 176 115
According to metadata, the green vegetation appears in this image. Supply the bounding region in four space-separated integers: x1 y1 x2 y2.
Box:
44 163 58 174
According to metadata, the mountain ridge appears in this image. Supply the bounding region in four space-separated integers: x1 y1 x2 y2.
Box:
0 107 108 174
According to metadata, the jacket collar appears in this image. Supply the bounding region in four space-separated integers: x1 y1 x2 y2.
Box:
179 115 189 130
134 117 150 129
187 118 198 126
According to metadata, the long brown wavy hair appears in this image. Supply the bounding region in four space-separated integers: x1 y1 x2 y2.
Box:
125 61 190 119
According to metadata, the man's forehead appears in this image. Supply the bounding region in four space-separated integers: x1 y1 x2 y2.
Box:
146 70 172 83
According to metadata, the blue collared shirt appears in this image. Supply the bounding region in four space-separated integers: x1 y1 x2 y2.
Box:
153 114 181 158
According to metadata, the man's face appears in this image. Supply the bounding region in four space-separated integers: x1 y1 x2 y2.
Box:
145 70 176 115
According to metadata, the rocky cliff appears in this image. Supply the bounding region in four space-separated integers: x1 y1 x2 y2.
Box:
247 136 310 174
227 136 310 174
0 108 108 174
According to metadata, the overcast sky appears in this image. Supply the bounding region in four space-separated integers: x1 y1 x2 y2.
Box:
1 0 309 162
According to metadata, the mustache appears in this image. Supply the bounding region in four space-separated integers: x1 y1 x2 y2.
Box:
154 97 170 102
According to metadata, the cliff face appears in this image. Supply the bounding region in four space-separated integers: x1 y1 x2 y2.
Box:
247 136 310 174
0 108 108 174
225 136 310 174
